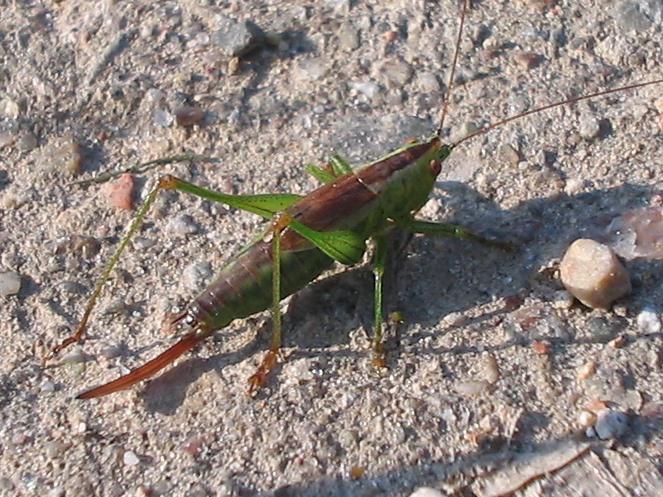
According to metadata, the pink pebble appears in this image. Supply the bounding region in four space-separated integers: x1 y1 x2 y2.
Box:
105 173 134 210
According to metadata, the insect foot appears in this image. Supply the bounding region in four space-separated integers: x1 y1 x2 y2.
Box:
247 349 280 396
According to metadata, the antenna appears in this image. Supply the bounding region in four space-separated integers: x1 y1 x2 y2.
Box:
437 0 469 137
452 78 663 148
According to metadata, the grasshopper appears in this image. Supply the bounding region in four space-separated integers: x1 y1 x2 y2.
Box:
50 0 663 399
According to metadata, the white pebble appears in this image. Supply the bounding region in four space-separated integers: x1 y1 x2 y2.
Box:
48 487 65 497
409 487 445 497
152 108 173 127
99 343 122 359
560 239 631 309
44 441 67 459
551 290 574 310
123 450 140 466
40 380 56 393
483 354 500 384
454 380 490 396
182 261 213 292
349 81 381 100
168 214 200 236
60 347 87 365
0 271 21 296
416 72 440 92
594 409 629 440
579 112 600 140
636 307 661 334
577 410 597 428
564 177 585 195
577 360 597 381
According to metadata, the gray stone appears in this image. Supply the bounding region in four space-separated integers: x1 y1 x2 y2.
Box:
212 16 265 57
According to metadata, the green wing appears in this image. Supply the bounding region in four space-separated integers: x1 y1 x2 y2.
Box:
289 219 366 265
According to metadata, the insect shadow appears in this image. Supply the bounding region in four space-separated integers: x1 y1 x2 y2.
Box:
137 180 660 414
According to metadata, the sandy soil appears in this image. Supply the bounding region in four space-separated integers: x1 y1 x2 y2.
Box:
1 1 662 496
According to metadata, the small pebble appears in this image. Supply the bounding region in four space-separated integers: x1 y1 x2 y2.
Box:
337 22 359 51
174 105 204 127
0 271 21 296
577 360 597 380
483 354 500 384
641 401 663 419
182 436 205 456
514 51 542 70
49 140 84 176
349 466 365 480
0 478 14 491
577 409 597 428
607 207 663 260
614 1 652 32
383 30 398 43
293 57 329 83
99 343 122 359
104 173 134 210
636 307 661 334
560 239 631 309
460 121 480 137
585 399 609 413
337 429 358 449
188 483 209 497
497 143 520 167
455 380 490 396
45 487 63 497
608 335 627 349
168 214 200 236
409 487 445 497
69 235 101 259
564 177 585 195
60 347 88 365
182 261 213 291
12 432 30 445
593 408 629 440
133 237 157 250
550 290 574 310
41 380 56 393
45 441 67 459
227 56 240 75
349 81 381 100
579 112 600 140
17 131 38 152
613 303 629 317
532 339 551 355
377 57 413 87
0 131 16 149
134 486 150 497
586 316 618 341
212 16 265 57
153 108 173 127
0 96 20 119
123 450 140 466
416 72 440 93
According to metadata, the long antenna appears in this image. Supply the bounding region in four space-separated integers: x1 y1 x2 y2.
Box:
452 77 663 148
437 0 469 137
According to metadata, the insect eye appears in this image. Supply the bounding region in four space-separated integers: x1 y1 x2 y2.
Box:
429 160 441 175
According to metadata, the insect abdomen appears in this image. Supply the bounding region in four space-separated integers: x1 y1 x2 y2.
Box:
189 242 334 332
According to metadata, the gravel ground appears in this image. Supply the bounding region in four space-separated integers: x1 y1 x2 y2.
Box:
1 1 663 496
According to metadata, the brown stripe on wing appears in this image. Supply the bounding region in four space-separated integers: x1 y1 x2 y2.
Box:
285 139 441 240
288 174 375 229
358 138 440 187
77 333 202 399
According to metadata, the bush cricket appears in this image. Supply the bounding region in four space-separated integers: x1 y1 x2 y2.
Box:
49 0 663 399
